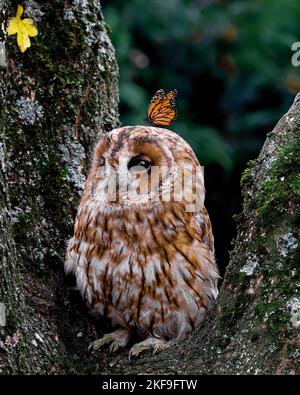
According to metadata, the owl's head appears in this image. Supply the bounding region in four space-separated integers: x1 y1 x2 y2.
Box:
84 126 205 212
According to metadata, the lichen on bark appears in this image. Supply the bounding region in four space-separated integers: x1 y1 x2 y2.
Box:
1 0 299 375
99 93 300 375
0 0 119 374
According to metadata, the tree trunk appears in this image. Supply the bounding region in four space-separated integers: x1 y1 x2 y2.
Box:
1 1 299 375
113 94 299 375
0 0 119 374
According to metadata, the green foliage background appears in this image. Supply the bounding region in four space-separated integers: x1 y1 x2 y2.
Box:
102 0 299 272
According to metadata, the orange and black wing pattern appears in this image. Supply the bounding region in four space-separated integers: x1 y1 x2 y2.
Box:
146 89 177 126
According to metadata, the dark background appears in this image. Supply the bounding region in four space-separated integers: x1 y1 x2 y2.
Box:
102 0 300 275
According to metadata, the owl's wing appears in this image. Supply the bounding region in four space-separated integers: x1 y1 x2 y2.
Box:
64 237 77 275
194 207 214 252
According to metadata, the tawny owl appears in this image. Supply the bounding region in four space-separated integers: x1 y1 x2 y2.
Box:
65 126 219 358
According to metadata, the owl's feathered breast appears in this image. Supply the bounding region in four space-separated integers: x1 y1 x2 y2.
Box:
65 198 218 340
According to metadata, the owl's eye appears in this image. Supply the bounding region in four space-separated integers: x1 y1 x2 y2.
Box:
128 156 152 172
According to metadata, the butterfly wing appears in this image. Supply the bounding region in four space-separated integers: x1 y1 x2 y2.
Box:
151 108 177 126
147 89 177 126
147 89 165 119
165 89 177 101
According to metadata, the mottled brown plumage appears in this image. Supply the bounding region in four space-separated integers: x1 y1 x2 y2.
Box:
65 126 219 357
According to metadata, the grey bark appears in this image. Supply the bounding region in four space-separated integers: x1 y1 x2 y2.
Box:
1 0 299 375
0 0 119 374
115 94 300 375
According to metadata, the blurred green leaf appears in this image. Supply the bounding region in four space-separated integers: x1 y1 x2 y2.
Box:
103 0 299 172
177 122 234 172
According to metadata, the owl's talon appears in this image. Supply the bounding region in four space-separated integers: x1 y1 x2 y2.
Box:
109 341 120 353
153 343 167 355
88 334 114 351
129 338 168 360
88 328 131 353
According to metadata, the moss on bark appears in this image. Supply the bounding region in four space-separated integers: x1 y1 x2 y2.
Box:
1 0 299 375
98 94 299 375
0 0 119 374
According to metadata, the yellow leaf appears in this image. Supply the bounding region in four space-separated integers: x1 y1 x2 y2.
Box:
17 32 31 53
16 4 24 19
22 19 38 37
7 18 19 35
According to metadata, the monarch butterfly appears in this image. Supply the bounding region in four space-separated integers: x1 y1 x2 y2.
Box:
146 89 178 126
